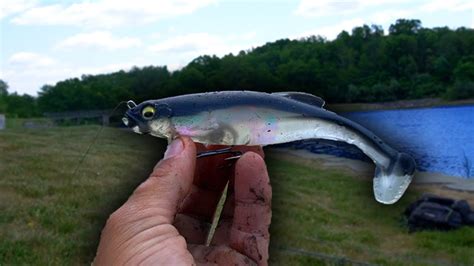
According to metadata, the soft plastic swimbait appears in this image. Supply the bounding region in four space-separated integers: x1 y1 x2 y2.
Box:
122 91 416 204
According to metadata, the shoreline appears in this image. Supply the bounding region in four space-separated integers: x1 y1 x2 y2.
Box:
266 147 474 204
326 98 474 112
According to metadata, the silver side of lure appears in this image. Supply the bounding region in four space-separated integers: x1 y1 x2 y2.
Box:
123 91 416 204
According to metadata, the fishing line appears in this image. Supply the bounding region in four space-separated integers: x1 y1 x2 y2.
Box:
72 101 127 176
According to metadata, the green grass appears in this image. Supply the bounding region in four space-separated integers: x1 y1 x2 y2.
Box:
0 124 165 265
1 123 473 265
265 158 474 265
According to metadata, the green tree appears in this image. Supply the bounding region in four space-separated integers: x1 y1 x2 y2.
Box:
0 80 9 113
0 79 8 96
445 81 474 100
389 19 422 35
454 60 474 81
5 93 39 118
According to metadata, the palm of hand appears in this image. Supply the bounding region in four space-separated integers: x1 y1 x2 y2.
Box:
94 138 271 265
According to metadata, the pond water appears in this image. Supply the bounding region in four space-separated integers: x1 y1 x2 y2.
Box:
283 105 474 178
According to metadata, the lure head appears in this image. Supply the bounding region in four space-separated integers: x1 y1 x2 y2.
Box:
122 100 174 139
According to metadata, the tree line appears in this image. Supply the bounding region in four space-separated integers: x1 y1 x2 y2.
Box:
1 19 473 118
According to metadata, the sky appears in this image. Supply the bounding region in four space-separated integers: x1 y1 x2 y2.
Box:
0 0 473 96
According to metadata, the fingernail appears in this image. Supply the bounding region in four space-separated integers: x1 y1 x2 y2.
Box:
164 138 184 159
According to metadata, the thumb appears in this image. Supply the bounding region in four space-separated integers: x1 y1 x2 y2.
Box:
128 136 196 224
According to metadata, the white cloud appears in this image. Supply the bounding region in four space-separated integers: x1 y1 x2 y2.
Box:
294 0 359 17
10 0 216 28
2 53 145 95
8 52 57 67
366 9 414 25
294 0 471 19
149 32 259 58
150 33 224 55
420 0 472 13
3 52 62 94
56 31 142 50
0 0 37 19
294 0 411 17
292 18 366 40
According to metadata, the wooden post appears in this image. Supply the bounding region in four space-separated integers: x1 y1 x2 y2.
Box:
0 114 5 130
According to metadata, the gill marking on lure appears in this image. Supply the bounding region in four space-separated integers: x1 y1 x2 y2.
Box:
72 101 128 176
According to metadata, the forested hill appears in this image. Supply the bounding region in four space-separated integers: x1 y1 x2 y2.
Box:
1 19 474 116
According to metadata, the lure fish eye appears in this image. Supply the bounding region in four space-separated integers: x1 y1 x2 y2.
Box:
141 106 156 120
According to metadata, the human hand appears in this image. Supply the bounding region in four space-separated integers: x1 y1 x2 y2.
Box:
94 137 272 265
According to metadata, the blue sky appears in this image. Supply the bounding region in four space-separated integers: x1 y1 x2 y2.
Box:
1 0 472 95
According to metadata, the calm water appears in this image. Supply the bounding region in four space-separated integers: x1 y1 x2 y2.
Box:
286 105 474 178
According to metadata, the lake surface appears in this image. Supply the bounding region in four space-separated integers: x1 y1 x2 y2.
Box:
284 105 474 178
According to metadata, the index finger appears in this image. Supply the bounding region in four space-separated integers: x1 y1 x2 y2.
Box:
229 152 271 265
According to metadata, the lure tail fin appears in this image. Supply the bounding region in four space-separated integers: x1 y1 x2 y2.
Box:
373 152 416 204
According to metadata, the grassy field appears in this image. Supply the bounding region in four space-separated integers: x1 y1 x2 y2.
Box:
1 122 473 265
267 159 474 265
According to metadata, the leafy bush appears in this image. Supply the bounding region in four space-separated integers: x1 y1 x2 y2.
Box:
444 81 474 100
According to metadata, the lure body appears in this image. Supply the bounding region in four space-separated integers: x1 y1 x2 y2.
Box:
124 91 416 204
